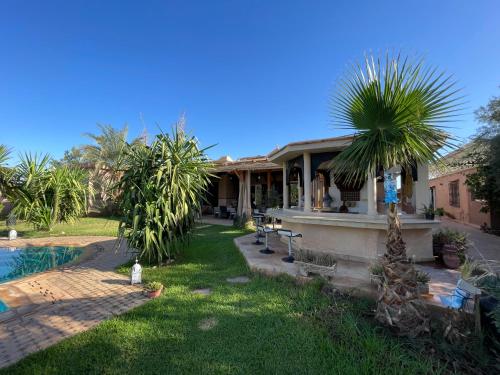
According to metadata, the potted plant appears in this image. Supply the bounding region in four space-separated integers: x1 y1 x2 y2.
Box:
295 249 337 280
145 281 164 298
421 204 435 220
416 270 430 294
433 229 469 269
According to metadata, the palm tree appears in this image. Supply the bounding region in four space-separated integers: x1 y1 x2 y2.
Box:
331 54 462 336
0 145 11 213
81 124 143 213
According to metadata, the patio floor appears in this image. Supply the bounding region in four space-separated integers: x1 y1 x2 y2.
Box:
0 236 148 369
234 231 459 307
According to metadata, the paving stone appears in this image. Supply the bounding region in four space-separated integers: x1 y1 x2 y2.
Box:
198 317 218 331
226 276 251 284
192 288 212 296
0 236 149 369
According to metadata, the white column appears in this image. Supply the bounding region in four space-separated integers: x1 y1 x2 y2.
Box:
367 173 377 216
414 164 430 213
282 162 289 209
303 152 311 212
298 174 302 209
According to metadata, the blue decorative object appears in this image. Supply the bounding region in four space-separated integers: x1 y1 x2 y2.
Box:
384 172 398 204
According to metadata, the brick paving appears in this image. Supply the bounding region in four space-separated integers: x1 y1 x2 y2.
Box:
0 236 149 369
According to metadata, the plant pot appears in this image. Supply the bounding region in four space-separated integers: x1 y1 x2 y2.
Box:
442 244 460 269
417 283 429 295
147 286 163 299
425 213 435 220
296 261 336 280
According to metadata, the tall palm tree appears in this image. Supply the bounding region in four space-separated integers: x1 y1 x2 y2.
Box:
331 54 462 336
82 124 142 213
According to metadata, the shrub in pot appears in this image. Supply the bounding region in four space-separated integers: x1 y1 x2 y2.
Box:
416 270 430 294
432 229 468 267
145 281 164 299
421 204 435 220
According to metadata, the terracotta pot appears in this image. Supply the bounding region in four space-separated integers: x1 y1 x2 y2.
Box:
147 286 163 299
442 244 460 269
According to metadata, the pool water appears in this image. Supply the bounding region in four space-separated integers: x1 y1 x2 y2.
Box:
0 246 84 284
0 300 8 312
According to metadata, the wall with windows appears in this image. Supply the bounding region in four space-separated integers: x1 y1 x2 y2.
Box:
429 168 490 228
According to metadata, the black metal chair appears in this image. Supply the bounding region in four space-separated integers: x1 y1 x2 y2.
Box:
252 214 265 244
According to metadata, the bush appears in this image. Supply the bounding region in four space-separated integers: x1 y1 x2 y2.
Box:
144 281 163 291
433 228 469 263
295 249 336 267
118 126 213 264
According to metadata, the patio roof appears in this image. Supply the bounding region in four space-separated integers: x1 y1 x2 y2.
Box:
212 155 281 173
267 135 354 164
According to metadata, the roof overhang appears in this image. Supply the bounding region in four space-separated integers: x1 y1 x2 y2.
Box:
268 135 354 164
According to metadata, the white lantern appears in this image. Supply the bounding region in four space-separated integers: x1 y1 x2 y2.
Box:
8 229 17 240
131 258 142 285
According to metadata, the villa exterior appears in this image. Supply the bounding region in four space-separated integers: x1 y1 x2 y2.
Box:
209 135 438 262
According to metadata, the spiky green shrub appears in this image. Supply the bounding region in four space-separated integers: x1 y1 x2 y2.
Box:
118 128 213 264
7 154 91 231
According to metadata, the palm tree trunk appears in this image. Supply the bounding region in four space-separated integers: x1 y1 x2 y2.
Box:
375 202 429 337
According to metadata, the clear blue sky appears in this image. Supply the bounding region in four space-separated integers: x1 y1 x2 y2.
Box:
1 0 499 163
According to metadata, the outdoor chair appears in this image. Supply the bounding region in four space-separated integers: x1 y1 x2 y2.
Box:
219 206 230 219
439 279 481 310
277 229 302 263
213 207 220 218
258 225 277 254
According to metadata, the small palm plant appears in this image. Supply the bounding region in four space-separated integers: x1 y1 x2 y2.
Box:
8 153 91 231
118 122 213 265
331 53 462 336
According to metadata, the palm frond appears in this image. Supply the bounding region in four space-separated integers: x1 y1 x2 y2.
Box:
331 53 463 181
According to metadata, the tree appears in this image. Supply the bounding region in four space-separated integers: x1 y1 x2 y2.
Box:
331 53 462 336
118 122 213 264
7 153 91 231
0 145 12 214
464 92 500 230
81 124 134 214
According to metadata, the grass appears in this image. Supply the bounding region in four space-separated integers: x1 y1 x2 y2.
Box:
0 216 120 238
1 225 441 374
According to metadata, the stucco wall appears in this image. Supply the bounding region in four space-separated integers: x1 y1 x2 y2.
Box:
429 169 490 228
283 220 434 262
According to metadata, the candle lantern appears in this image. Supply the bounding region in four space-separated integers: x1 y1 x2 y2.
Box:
8 229 17 241
131 258 142 285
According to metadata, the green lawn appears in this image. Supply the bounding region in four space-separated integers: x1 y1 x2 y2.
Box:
2 225 441 374
0 217 120 238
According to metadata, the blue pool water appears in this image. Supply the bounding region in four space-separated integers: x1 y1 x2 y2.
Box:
0 246 84 284
0 299 8 312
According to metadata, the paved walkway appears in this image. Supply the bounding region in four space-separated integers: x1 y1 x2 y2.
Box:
440 218 500 273
0 236 148 369
234 231 459 306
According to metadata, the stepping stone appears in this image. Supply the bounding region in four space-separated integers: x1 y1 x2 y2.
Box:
198 317 218 331
192 288 212 296
226 276 250 284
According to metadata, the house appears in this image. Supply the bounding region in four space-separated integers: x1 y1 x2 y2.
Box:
208 135 438 262
428 144 492 229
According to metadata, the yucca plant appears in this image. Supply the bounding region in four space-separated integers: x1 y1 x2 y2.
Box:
8 153 91 231
331 53 462 336
118 124 213 265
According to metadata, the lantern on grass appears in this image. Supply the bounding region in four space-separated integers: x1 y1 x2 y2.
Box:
131 258 142 285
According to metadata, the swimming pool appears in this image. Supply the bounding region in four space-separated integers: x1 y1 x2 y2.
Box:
0 246 84 284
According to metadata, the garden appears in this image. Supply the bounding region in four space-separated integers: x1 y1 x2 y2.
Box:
1 53 500 374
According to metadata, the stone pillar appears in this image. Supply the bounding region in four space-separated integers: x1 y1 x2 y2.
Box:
367 173 377 216
282 161 289 209
414 164 430 213
303 152 311 212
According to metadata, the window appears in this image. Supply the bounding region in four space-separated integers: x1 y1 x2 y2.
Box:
449 180 460 207
341 190 360 202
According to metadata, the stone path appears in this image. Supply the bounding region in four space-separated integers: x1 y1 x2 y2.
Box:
440 218 500 273
0 236 149 369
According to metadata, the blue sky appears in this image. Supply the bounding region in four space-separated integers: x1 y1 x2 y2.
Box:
1 0 499 163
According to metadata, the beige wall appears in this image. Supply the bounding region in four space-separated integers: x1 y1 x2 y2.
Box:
429 168 490 228
283 220 434 263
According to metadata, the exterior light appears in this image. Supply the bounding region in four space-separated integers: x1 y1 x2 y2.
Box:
131 258 142 285
8 229 17 240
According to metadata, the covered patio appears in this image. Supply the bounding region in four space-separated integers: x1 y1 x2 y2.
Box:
266 136 439 262
204 155 282 219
